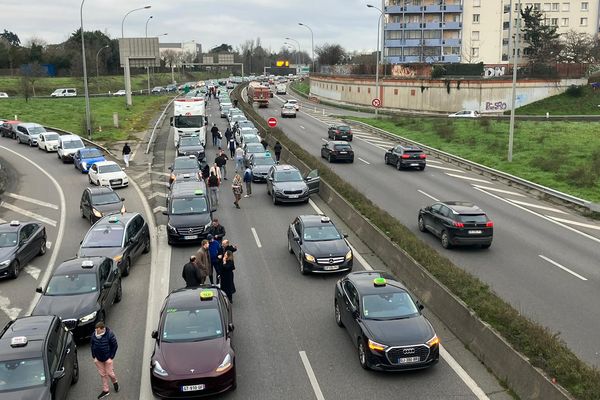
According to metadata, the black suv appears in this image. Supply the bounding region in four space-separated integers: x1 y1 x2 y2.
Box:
80 186 126 224
164 180 215 245
321 140 354 163
266 165 320 205
384 145 426 170
0 220 47 279
177 135 206 161
0 315 79 399
327 124 353 141
32 257 122 339
418 201 493 249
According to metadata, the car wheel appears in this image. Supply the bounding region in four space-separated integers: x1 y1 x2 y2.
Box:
28 139 33 147
38 144 42 150
287 238 293 254
122 257 131 277
418 216 427 232
115 279 123 303
88 175 93 184
358 339 369 370
9 260 20 279
80 207 85 219
396 160 403 170
143 237 151 254
384 155 388 165
38 238 46 256
272 193 278 205
441 231 451 249
327 154 332 163
334 301 343 327
299 256 306 275
89 213 94 225
71 352 79 385
419 165 426 171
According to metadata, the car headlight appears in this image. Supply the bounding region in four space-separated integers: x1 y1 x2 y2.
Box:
204 222 212 231
345 250 353 261
0 260 11 267
274 187 284 194
120 204 126 214
368 339 388 352
152 360 169 377
92 208 103 218
79 311 97 324
426 335 440 347
304 253 315 263
215 353 233 373
167 223 177 232
113 254 123 263
81 162 87 169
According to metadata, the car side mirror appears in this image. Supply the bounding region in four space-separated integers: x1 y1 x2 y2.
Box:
293 236 300 242
35 287 43 293
417 302 425 311
211 206 217 213
103 282 112 289
228 323 235 332
121 198 125 201
343 234 349 238
53 367 66 380
151 330 158 340
162 210 168 215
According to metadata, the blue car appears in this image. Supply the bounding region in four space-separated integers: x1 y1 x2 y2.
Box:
73 148 106 173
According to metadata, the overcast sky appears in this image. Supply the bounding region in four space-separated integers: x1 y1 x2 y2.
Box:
3 0 382 54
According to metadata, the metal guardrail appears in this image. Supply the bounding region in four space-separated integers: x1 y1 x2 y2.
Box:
345 119 600 214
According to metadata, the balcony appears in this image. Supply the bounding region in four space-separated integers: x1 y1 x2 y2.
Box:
423 38 443 46
385 56 403 64
441 21 462 29
403 55 422 63
404 39 423 46
405 22 423 29
423 22 443 29
385 22 403 30
441 38 460 46
384 39 404 47
442 54 461 63
444 4 463 13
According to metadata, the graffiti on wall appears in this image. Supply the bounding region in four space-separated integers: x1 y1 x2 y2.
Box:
484 100 508 111
391 65 416 78
483 66 506 78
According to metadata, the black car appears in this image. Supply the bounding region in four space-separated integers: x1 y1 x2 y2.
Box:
80 187 126 224
384 145 426 171
321 141 354 163
177 136 206 161
334 271 439 371
78 213 150 276
266 165 320 205
169 155 203 185
243 143 267 167
288 215 353 274
0 315 78 399
0 120 19 139
328 124 353 141
418 201 493 249
248 152 275 182
0 221 46 279
164 180 215 245
32 257 122 339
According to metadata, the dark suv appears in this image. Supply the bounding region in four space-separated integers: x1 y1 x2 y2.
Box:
266 165 320 205
418 201 493 249
327 124 353 141
164 180 215 245
384 145 426 170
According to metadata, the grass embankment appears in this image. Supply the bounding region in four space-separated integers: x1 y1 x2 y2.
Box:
515 85 600 115
290 79 310 96
347 116 600 203
0 96 171 142
232 84 600 400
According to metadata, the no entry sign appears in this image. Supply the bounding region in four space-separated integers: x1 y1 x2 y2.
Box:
372 98 381 108
267 117 278 128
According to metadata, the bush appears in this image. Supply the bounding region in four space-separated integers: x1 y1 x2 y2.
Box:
434 120 455 140
565 85 584 97
531 153 565 173
566 165 597 187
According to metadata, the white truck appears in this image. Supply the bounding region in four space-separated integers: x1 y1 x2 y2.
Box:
276 84 287 95
170 98 207 147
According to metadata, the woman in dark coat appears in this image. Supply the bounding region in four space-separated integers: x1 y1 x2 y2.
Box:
220 250 236 302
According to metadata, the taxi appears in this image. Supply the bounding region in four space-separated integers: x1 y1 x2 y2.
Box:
334 271 439 371
150 286 236 398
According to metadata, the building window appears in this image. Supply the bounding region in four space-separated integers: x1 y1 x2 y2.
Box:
580 17 588 26
385 30 402 40
471 47 479 57
473 14 480 23
561 17 569 26
405 30 422 39
357 87 360 93
562 2 569 11
394 89 399 95
542 3 550 11
471 31 480 41
423 30 441 39
473 0 480 7
551 18 558 26
533 3 541 10
581 2 588 11
551 2 559 11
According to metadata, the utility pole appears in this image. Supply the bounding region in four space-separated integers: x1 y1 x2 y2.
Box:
80 0 92 139
508 0 521 162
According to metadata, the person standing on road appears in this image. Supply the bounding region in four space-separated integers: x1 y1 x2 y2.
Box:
234 145 245 173
182 255 202 288
209 162 222 182
211 124 219 147
208 171 220 207
208 218 226 242
122 143 131 168
91 321 119 399
215 150 229 180
274 141 282 162
218 239 237 261
194 240 210 284
228 136 236 158
207 234 221 284
216 129 223 149
243 166 253 197
261 138 269 151
232 174 243 209
220 250 236 302
224 127 233 143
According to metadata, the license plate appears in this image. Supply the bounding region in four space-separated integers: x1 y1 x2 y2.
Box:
110 179 122 184
324 265 339 271
184 235 198 240
181 384 205 392
288 194 299 198
399 356 420 364
339 151 347 154
468 230 482 234
410 163 419 166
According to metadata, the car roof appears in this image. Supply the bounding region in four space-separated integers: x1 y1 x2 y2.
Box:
96 212 138 226
170 180 207 196
87 186 117 196
397 144 423 151
440 201 485 214
298 214 337 227
18 122 44 128
271 164 300 172
0 221 30 233
93 161 118 167
79 148 102 154
347 271 408 295
0 316 55 359
54 256 108 275
60 134 82 141
166 286 224 310
329 140 351 145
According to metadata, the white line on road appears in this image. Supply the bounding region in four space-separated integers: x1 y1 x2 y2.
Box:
426 159 442 164
0 294 22 320
471 185 526 197
300 125 306 130
251 227 262 248
153 206 167 214
299 351 326 400
507 200 568 214
546 216 600 231
445 173 489 183
321 138 327 142
538 255 588 281
426 164 464 173
417 189 440 202
0 201 57 227
140 181 151 189
148 192 168 200
24 265 41 280
4 192 59 209
358 157 371 165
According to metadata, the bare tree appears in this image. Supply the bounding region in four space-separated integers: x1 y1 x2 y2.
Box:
315 43 347 66
161 49 179 68
560 30 594 63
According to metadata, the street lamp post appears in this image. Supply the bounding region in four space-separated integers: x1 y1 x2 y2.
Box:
121 5 151 106
145 15 153 38
298 23 315 73
145 16 153 96
285 37 303 66
80 0 92 139
508 0 522 162
367 4 384 116
95 45 110 92
284 42 299 67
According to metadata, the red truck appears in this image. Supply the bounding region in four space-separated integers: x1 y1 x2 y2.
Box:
247 82 270 108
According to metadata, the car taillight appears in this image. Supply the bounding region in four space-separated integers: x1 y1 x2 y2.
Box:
453 221 464 228
486 221 494 227
419 154 427 159
401 154 410 159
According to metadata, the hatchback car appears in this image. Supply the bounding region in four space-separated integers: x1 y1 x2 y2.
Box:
0 220 46 279
328 124 353 141
266 165 320 204
113 90 126 96
37 131 61 152
248 152 275 182
16 122 46 146
152 86 165 94
78 213 150 276
80 186 126 224
57 135 85 162
284 99 299 110
32 257 122 339
281 104 297 118
88 161 129 188
243 143 266 166
150 286 236 398
0 120 20 139
384 145 426 171
177 136 205 160
321 141 354 163
418 201 493 249
73 148 106 173
335 272 439 371
169 155 203 185
448 110 480 118
164 181 215 245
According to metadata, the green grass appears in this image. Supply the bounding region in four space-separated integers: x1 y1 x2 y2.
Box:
290 79 310 96
346 116 600 202
515 85 600 115
0 96 172 142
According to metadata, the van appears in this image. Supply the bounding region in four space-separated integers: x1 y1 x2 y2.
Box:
50 88 77 97
15 122 46 146
276 84 287 95
57 134 85 162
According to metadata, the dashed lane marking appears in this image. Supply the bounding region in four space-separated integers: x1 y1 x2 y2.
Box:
251 227 262 248
546 216 600 231
471 185 526 197
507 199 568 214
426 165 465 173
153 206 167 214
0 202 57 227
358 157 371 165
24 265 41 280
539 255 588 281
299 351 326 400
445 173 489 184
0 294 21 320
148 192 168 200
4 192 59 210
300 125 305 130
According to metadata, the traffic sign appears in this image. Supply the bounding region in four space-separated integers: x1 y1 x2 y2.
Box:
267 117 278 128
372 98 381 108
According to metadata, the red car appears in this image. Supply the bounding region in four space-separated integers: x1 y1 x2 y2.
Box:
150 286 236 398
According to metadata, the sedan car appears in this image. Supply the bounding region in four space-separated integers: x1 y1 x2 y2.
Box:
37 131 61 152
328 124 353 141
220 105 232 118
384 144 426 171
248 152 275 182
80 186 126 224
169 155 203 185
243 143 267 167
152 86 166 94
266 164 320 204
177 136 206 160
288 215 352 274
150 286 236 398
335 271 439 370
78 212 150 276
281 104 297 118
0 221 46 279
113 89 126 96
32 256 122 339
229 115 248 130
88 161 129 188
284 99 300 110
321 141 354 163
73 148 106 173
448 110 480 118
418 201 493 249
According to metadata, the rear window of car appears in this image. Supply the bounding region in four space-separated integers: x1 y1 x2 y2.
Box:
404 150 423 155
334 144 352 150
82 149 103 158
457 214 488 223
337 126 351 132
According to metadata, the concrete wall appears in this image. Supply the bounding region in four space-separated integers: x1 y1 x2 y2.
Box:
310 75 586 113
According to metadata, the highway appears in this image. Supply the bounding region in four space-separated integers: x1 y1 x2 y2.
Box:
253 88 600 368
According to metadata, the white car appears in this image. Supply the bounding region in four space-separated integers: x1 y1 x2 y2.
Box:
0 92 8 98
285 99 300 111
448 110 480 118
276 84 287 95
37 132 61 152
235 127 260 143
88 161 129 188
57 135 85 162
113 90 126 96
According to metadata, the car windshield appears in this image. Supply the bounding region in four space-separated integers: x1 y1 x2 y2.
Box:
162 307 223 342
243 135 260 144
82 224 124 248
303 225 342 241
457 214 488 223
82 149 103 159
336 126 351 132
274 170 303 182
171 197 208 215
246 144 264 153
173 158 198 170
29 126 46 135
98 164 122 174
92 192 121 205
239 121 255 128
174 115 204 128
362 291 419 320
233 116 247 122
0 357 46 392
283 105 295 110
179 137 202 147
0 232 17 248
44 133 60 141
63 140 84 149
45 273 97 295
253 157 275 166
334 144 352 150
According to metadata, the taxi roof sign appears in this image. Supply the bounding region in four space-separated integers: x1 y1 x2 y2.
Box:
108 216 120 223
320 216 331 223
81 260 95 268
9 220 20 226
10 336 28 347
373 277 387 287
194 189 204 195
199 290 214 300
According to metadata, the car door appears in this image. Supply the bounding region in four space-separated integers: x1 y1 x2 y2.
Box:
127 215 145 259
266 167 274 193
97 259 112 309
304 169 320 194
73 150 81 169
289 219 302 257
428 204 443 236
18 224 36 264
436 205 453 236
89 164 98 183
341 281 361 340
80 190 89 218
321 143 329 158
38 134 45 149
47 321 71 399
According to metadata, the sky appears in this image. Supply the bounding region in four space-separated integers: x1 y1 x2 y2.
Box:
3 0 383 55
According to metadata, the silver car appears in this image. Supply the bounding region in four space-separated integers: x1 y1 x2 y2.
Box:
16 123 46 146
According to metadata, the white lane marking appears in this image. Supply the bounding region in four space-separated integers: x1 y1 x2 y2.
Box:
300 125 306 130
426 159 442 164
0 201 57 227
539 255 588 281
358 157 371 165
251 227 262 248
24 265 41 280
0 294 22 320
546 216 600 231
361 138 395 145
134 171 146 180
321 138 327 142
148 192 168 200
4 192 59 210
507 200 568 214
153 206 167 214
417 190 440 202
140 181 151 189
299 351 326 400
440 346 490 400
129 141 142 161
46 241 52 249
426 164 465 173
474 187 600 245
471 185 526 197
445 173 489 183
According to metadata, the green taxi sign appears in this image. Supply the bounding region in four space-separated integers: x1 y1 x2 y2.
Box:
199 290 214 300
194 189 204 195
373 277 387 287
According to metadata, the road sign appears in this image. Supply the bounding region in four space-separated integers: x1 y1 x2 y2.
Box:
267 117 278 128
372 98 381 108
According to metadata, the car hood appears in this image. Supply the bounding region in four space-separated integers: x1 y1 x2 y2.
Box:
98 171 127 181
81 156 106 165
32 292 98 320
302 239 349 257
168 213 211 228
178 145 205 153
92 202 123 215
0 386 50 400
62 148 83 155
273 181 307 192
158 337 229 375
0 247 16 262
363 315 434 346
78 246 123 259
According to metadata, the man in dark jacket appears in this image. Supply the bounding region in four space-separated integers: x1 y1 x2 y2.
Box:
208 218 226 241
207 234 221 283
215 150 228 180
274 141 282 162
91 321 119 399
182 255 202 287
224 127 233 142
211 124 219 147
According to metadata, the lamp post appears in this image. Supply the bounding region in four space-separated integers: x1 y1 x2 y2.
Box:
285 37 303 65
95 45 110 93
284 42 299 67
121 5 151 106
80 0 92 139
508 0 522 162
367 4 384 116
145 16 154 96
122 5 151 38
145 15 153 37
298 23 314 73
